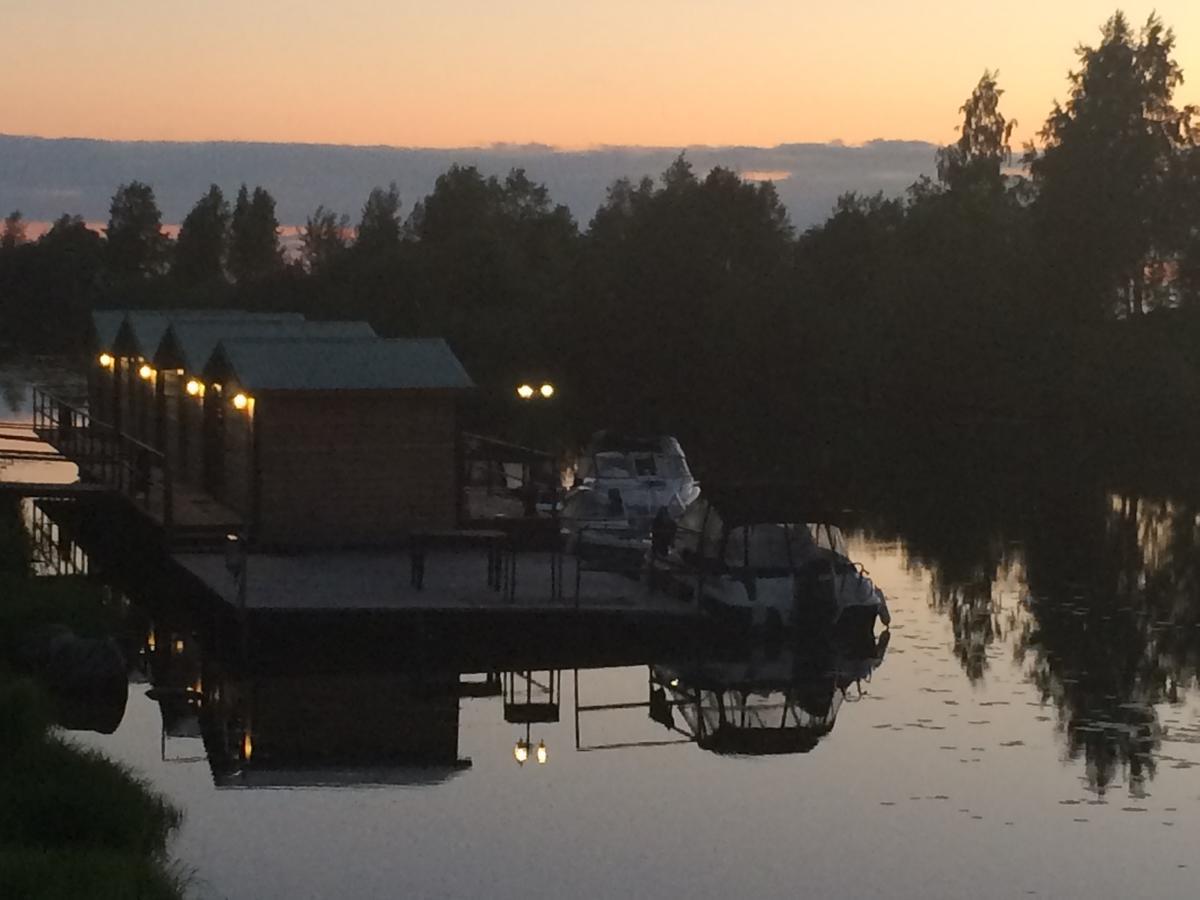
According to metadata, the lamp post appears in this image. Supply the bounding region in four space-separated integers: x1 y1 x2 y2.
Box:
505 669 559 767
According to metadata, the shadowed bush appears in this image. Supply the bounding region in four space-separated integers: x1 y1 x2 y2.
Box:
0 496 31 576
0 677 52 752
0 576 124 663
0 736 181 856
0 848 188 900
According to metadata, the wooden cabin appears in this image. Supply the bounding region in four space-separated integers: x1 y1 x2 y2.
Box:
151 319 376 486
88 310 127 427
202 337 474 548
88 309 300 440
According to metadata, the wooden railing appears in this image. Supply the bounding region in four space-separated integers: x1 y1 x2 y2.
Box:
31 387 173 538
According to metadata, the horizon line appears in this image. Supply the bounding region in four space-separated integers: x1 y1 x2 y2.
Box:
0 131 941 155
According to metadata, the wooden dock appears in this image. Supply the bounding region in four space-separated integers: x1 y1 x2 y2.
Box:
173 547 697 621
22 389 242 548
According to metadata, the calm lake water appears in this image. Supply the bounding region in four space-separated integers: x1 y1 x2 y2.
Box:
4 364 1200 899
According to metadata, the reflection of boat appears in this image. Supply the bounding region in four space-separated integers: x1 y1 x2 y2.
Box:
561 432 700 562
653 485 890 631
649 628 888 756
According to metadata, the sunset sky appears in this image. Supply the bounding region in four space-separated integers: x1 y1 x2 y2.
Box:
4 2 1200 150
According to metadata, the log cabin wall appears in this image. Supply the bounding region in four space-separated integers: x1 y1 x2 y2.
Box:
160 370 185 473
254 391 459 547
220 393 255 516
175 388 204 485
122 363 155 446
87 365 114 425
116 358 134 434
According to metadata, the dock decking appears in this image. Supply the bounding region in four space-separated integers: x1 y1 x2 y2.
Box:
174 548 697 619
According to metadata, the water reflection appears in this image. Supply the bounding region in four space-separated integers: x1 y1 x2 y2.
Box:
649 630 887 756
19 419 1200 802
198 665 471 788
121 565 891 785
1014 492 1200 794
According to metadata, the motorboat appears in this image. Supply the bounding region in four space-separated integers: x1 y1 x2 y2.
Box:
650 484 891 632
560 431 701 564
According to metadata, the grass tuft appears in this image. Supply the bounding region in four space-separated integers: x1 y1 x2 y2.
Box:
0 735 182 856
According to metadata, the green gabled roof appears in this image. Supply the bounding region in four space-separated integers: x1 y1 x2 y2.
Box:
208 337 475 392
91 310 127 351
114 310 304 357
156 319 376 372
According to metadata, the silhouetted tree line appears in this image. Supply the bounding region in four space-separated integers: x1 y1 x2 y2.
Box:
3 11 1200 438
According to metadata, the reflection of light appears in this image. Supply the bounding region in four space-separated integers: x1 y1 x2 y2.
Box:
536 740 547 765
232 393 249 411
172 638 184 654
185 379 203 397
146 629 156 652
98 353 114 369
190 677 202 697
516 384 534 400
242 732 253 761
540 383 554 399
513 739 529 765
138 364 153 380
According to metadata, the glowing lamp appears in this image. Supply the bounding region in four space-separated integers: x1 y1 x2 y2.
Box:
513 739 529 765
242 732 254 761
172 638 185 654
185 379 203 397
98 353 114 369
146 629 156 652
232 393 249 411
516 384 535 400
138 364 154 380
536 739 547 765
540 383 554 399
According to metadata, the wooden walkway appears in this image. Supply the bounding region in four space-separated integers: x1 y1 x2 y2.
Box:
10 390 242 547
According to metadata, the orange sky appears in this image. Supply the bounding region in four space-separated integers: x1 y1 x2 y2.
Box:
4 2 1199 149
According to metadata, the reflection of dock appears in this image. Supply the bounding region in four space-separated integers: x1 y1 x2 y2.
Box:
173 548 698 621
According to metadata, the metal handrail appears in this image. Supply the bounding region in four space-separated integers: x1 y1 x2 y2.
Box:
31 387 173 537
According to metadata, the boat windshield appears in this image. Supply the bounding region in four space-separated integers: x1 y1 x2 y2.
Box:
593 452 633 478
723 524 814 569
592 451 666 480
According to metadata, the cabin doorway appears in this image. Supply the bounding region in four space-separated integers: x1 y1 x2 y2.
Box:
154 374 167 451
203 390 225 496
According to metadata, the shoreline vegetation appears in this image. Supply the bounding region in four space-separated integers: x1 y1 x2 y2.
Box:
0 497 186 900
3 11 1200 445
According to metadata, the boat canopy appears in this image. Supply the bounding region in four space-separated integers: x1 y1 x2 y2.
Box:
675 490 848 570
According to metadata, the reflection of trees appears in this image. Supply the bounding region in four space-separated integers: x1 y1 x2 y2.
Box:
848 427 1030 683
929 569 1007 683
1016 490 1200 794
822 427 1200 794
